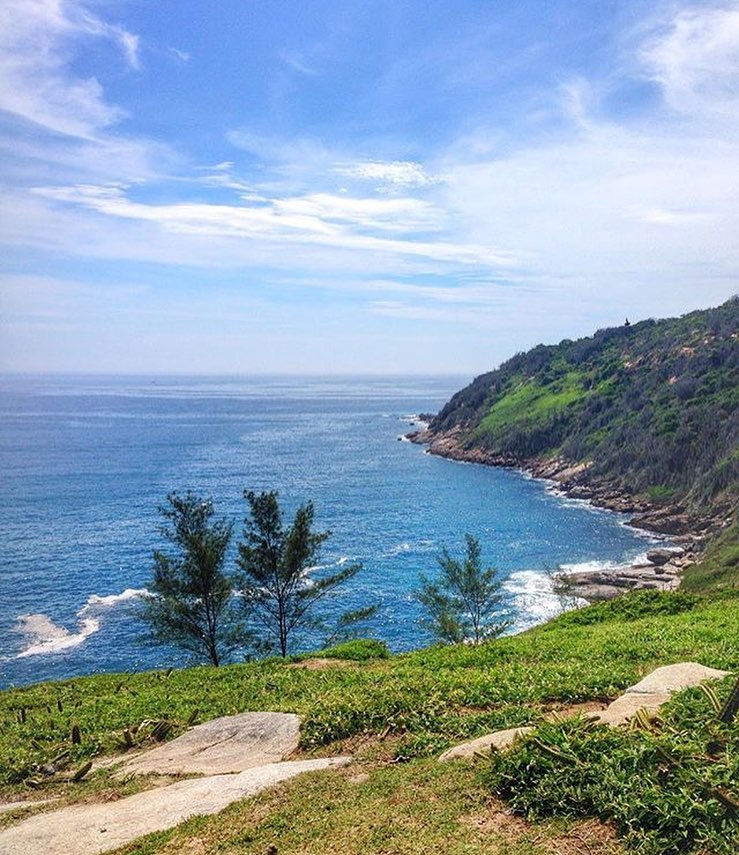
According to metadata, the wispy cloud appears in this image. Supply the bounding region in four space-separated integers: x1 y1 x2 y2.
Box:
640 4 739 118
33 183 516 269
0 0 140 138
336 160 439 190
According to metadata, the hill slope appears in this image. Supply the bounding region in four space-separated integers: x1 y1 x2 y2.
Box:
1 592 737 854
418 298 738 543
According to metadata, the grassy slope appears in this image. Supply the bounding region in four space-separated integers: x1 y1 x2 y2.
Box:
1 592 737 853
682 519 739 593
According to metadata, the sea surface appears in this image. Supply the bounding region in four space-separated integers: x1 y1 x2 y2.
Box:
0 374 664 688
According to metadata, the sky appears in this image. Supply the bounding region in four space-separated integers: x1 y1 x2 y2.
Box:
0 0 738 375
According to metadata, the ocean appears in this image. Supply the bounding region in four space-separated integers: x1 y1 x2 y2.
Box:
0 374 664 688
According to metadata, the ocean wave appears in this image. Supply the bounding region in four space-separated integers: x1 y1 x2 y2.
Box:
383 540 436 558
504 570 586 632
558 554 651 574
14 587 146 658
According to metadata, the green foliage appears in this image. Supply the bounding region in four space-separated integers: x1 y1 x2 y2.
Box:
547 590 700 628
683 519 739 594
4 589 738 792
474 372 587 447
432 297 739 512
139 492 243 667
237 490 366 657
416 534 511 643
309 638 390 661
486 679 739 854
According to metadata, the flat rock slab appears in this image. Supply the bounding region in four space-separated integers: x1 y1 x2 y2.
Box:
121 711 300 776
439 662 731 761
439 727 533 761
593 662 729 726
0 757 349 855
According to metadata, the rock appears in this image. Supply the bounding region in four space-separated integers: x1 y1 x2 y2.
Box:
629 511 694 535
0 757 350 855
563 561 682 601
593 662 730 726
439 662 731 763
120 712 300 777
646 548 679 565
439 727 534 761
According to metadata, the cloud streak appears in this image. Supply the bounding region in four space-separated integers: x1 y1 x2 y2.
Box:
0 0 141 139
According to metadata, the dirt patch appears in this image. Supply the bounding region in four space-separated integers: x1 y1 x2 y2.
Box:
544 700 609 720
286 658 350 670
463 803 623 853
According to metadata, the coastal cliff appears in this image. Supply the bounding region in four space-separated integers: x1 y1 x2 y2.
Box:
410 297 739 595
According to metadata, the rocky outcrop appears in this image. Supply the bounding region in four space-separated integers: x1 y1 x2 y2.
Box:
407 426 715 563
0 758 350 855
592 662 730 725
439 727 534 761
0 712 350 855
558 545 700 601
439 662 730 761
119 712 300 777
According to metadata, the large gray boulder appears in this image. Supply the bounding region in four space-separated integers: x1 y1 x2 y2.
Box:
120 711 301 776
0 757 349 855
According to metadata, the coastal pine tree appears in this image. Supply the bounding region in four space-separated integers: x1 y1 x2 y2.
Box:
237 490 366 657
417 534 510 644
140 492 243 666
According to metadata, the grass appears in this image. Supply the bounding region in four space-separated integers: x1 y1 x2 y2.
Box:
486 680 739 855
682 519 739 594
108 757 625 855
475 372 587 439
1 590 737 853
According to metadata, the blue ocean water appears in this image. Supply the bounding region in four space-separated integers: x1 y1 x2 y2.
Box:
0 374 663 688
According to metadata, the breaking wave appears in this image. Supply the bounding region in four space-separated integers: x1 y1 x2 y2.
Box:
504 570 587 632
14 588 146 658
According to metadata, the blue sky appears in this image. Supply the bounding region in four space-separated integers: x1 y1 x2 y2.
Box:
1 0 738 374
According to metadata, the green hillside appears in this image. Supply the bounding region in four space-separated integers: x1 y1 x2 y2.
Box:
430 298 738 519
1 592 738 854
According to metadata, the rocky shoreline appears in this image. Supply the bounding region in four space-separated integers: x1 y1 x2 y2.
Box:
406 425 714 601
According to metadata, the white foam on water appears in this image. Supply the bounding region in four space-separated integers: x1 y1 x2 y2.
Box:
559 553 650 575
504 570 587 632
78 588 146 614
14 587 146 658
383 540 436 558
14 614 101 657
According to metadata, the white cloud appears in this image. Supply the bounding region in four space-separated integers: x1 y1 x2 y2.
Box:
0 0 141 139
336 160 439 189
640 5 739 117
32 183 516 270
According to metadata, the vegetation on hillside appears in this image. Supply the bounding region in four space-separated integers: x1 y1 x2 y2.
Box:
1 591 737 852
682 518 739 594
431 297 739 515
487 686 738 855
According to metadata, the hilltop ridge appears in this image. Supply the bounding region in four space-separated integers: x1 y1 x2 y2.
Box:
411 297 738 582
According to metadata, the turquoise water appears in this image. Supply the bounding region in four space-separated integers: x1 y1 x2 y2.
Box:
0 374 662 687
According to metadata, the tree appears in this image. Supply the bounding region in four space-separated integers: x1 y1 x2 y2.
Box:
416 534 510 644
140 492 242 666
237 490 365 657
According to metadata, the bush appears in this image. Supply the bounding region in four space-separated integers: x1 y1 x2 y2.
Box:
486 680 739 854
